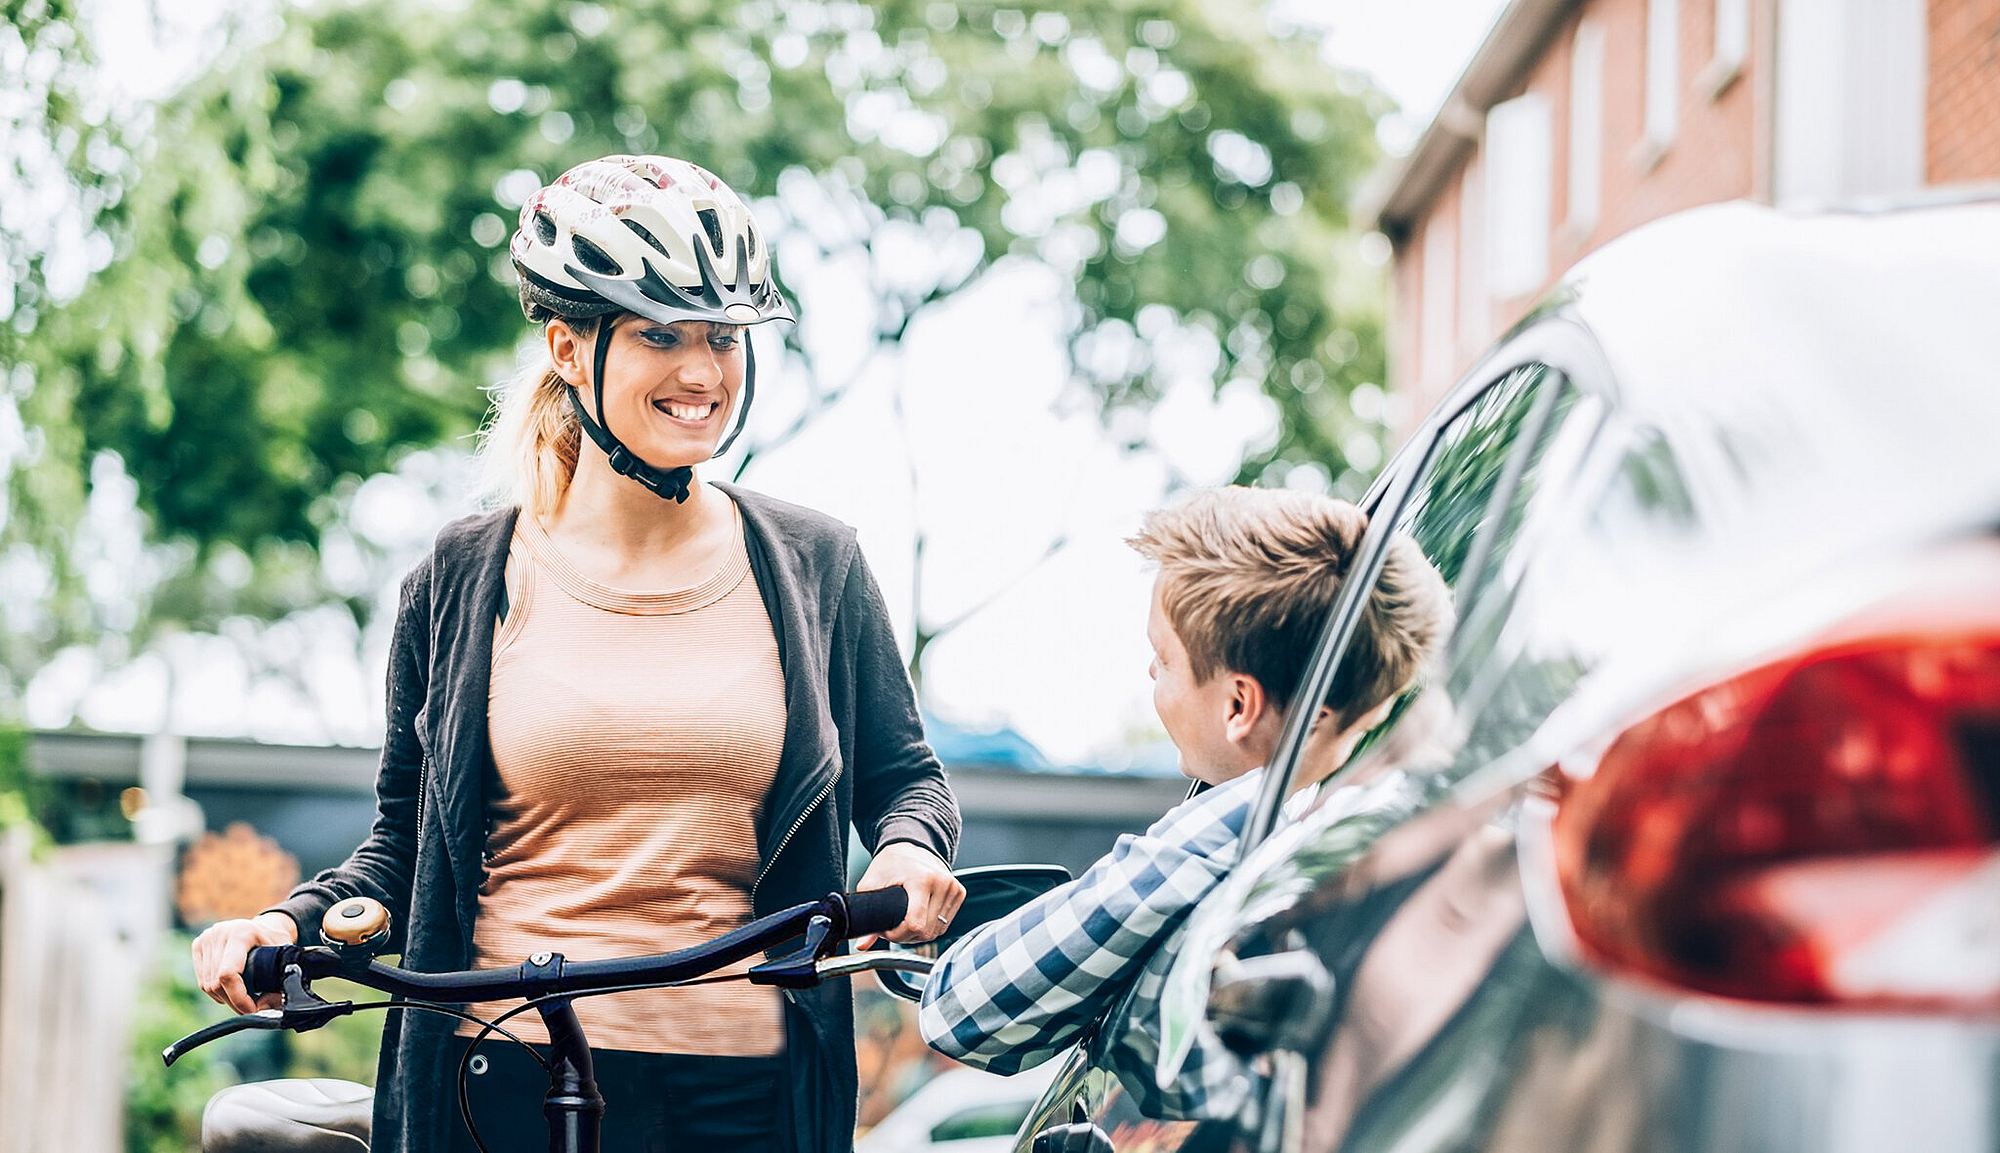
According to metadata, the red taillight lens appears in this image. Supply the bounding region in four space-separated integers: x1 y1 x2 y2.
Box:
1552 604 2000 1010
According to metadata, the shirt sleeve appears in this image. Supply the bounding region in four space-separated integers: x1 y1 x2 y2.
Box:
917 771 1261 1074
836 541 961 864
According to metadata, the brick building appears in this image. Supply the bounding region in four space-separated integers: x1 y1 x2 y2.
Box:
1362 0 2000 417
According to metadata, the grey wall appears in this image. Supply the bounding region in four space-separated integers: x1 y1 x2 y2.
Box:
31 733 1191 885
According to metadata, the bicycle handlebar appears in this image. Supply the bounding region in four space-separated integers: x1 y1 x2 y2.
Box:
237 885 907 1004
167 886 914 1069
841 885 908 939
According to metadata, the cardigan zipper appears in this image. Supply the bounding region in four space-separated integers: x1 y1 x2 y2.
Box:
751 769 837 906
413 753 429 890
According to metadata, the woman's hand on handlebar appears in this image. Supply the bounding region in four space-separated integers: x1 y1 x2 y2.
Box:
851 842 965 949
193 912 300 1013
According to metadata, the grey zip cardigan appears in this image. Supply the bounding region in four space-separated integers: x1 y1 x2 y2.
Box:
268 484 961 1153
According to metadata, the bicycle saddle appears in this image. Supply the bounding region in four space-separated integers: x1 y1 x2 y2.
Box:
202 1078 373 1152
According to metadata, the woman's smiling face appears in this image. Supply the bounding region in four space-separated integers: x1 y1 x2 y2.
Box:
549 315 746 470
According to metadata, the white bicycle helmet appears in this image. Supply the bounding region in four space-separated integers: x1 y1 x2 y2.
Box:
511 154 793 327
508 155 794 502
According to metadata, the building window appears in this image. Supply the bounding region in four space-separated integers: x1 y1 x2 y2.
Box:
1772 0 1926 204
1420 213 1457 389
1643 0 1681 157
1485 92 1552 300
1458 158 1486 351
1706 0 1750 96
1568 21 1605 234
1416 209 1464 384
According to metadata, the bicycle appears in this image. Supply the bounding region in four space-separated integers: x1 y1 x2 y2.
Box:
164 885 926 1153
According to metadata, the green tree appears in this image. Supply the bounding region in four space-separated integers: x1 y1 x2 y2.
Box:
2 0 136 693
6 0 1390 699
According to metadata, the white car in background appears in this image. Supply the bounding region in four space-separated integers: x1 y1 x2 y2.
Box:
858 1063 1060 1153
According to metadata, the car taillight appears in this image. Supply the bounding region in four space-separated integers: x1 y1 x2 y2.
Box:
1551 578 2000 1010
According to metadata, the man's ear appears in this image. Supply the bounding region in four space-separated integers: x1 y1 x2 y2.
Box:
1222 673 1270 747
546 320 588 388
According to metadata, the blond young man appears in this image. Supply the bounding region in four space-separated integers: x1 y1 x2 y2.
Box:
918 486 1449 1080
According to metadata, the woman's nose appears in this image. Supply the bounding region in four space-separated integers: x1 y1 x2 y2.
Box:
676 350 725 388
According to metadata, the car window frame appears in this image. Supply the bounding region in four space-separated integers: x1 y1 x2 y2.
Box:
1241 315 1618 853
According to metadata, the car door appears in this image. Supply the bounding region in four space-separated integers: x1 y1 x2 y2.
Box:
1132 365 1725 1153
1011 342 1612 1153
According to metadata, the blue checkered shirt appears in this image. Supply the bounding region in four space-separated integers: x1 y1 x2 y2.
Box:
917 769 1263 1113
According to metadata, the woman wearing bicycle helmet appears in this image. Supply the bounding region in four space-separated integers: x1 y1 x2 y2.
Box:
193 155 964 1153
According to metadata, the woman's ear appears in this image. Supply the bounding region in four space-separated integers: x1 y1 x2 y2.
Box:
545 320 588 388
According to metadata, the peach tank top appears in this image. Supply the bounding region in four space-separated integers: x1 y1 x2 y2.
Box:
461 508 786 1054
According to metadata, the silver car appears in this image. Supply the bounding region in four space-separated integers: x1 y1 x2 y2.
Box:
1010 194 2000 1153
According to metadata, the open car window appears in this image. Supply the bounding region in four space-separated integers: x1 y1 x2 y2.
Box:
1134 404 1710 1150
1330 364 1594 782
1114 360 1598 1119
1342 413 1706 802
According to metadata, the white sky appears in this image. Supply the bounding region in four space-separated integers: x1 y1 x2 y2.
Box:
752 0 1516 763
28 0 1511 765
1281 0 1511 151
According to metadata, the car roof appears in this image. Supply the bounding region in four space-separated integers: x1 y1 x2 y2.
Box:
1453 197 2000 553
1410 198 2000 763
1566 196 2000 424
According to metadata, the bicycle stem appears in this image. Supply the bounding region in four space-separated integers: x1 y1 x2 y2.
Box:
529 946 604 1153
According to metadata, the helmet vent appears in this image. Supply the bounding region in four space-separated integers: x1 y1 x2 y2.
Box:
697 208 725 256
532 209 558 247
570 234 623 276
623 218 672 259
745 221 758 260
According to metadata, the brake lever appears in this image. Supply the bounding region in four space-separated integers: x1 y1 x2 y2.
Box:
747 913 837 988
162 1009 286 1066
162 962 358 1067
277 961 357 1032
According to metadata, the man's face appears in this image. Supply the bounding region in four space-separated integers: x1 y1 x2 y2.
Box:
1146 579 1258 786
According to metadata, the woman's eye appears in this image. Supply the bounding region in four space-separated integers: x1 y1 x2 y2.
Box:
638 328 679 348
709 331 741 350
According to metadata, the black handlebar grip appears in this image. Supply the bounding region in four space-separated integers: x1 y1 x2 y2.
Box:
843 887 909 938
244 945 291 999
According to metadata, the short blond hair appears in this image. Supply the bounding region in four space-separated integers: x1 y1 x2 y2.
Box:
1128 486 1451 727
477 315 603 516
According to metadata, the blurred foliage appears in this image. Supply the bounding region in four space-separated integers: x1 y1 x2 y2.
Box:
0 722 52 846
0 721 142 842
284 975 386 1082
1402 366 1550 593
1 0 124 691
126 943 233 1153
5 0 1389 681
36 771 139 842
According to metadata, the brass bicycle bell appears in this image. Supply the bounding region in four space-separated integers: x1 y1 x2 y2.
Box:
321 896 392 960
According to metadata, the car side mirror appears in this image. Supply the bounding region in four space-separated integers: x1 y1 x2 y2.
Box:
1206 949 1334 1056
873 863 1073 1001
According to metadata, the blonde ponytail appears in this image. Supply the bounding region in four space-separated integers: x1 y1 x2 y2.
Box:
478 319 598 516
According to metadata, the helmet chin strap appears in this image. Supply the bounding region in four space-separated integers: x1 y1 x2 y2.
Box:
567 314 758 504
